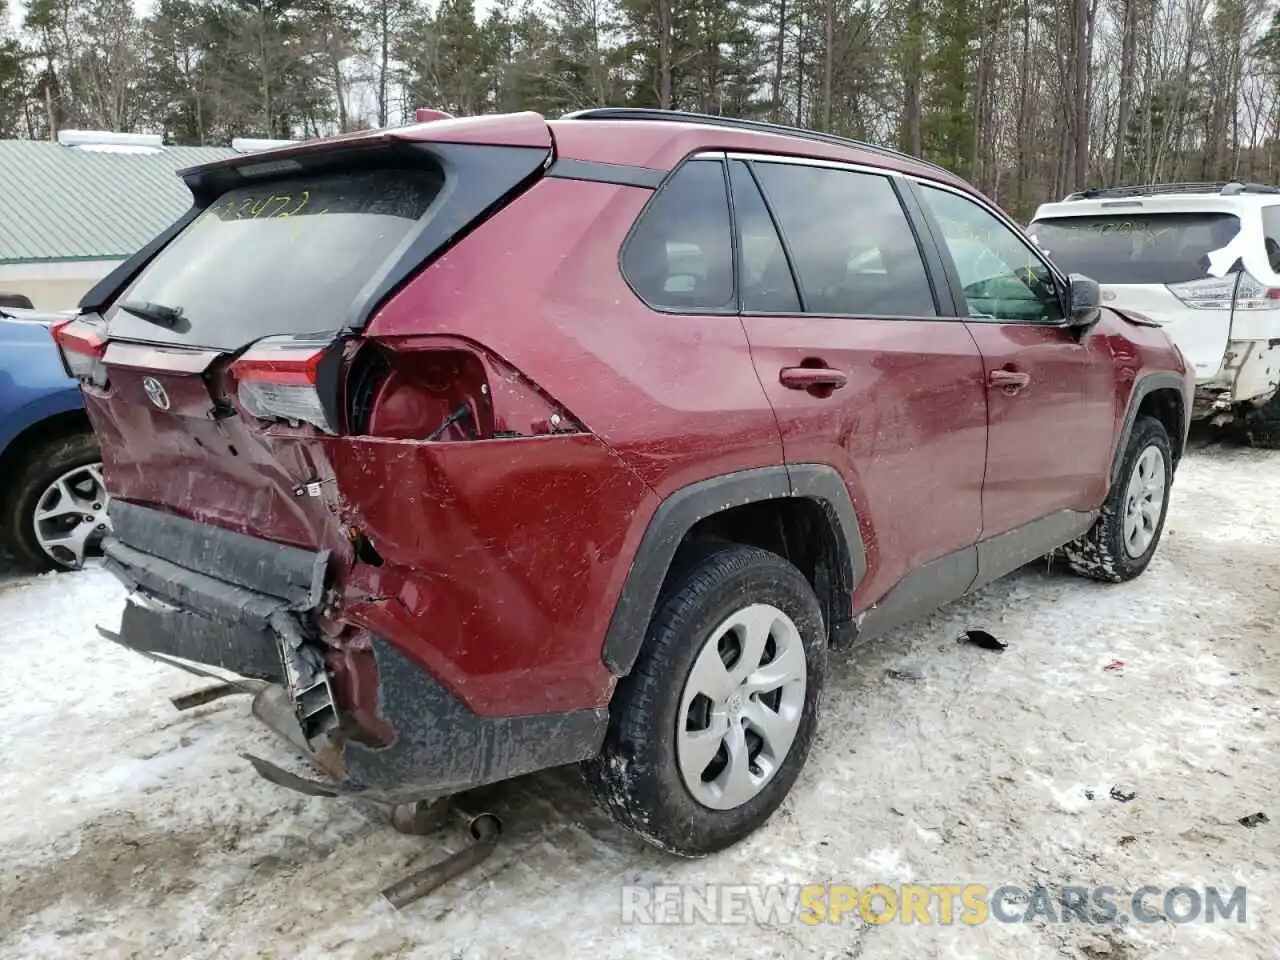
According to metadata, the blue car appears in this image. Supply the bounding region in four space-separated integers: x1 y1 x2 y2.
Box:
0 306 110 571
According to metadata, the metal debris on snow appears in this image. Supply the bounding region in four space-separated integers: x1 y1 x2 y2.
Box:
959 629 1007 652
886 662 926 682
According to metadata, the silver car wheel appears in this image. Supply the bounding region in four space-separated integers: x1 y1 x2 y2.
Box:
676 603 807 811
1122 444 1166 559
32 462 111 569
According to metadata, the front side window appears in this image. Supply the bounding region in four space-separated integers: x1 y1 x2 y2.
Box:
921 185 1064 323
752 162 938 317
621 159 735 311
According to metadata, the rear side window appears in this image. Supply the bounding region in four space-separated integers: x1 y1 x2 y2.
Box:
622 160 735 311
109 167 444 351
1029 212 1242 284
729 161 801 313
751 163 937 317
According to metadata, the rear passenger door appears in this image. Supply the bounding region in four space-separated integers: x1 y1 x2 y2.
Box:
731 155 990 629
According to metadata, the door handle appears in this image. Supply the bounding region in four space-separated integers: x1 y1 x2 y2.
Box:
988 369 1031 393
780 366 849 391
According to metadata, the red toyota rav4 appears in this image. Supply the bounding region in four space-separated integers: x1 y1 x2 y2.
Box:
54 109 1193 857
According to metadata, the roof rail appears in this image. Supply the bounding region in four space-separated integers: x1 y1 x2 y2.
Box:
1062 180 1280 201
560 107 954 178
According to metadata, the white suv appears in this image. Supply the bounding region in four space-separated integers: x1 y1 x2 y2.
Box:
1029 181 1280 445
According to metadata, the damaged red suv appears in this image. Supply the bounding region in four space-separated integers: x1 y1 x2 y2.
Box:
54 108 1193 857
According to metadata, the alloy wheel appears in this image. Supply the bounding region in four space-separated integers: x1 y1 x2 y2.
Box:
33 462 111 569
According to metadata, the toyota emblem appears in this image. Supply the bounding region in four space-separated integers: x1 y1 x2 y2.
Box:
142 376 171 411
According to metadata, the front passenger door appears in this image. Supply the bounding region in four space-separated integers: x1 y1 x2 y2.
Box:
913 182 1115 549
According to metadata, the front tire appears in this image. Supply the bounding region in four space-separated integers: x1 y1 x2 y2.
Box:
2 431 109 573
583 543 826 857
1064 415 1172 583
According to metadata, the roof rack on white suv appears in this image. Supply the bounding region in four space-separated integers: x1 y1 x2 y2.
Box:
1062 180 1280 202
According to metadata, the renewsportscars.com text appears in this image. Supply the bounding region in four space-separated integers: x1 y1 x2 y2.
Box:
620 883 1248 926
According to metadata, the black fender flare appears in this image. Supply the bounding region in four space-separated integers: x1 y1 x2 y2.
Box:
1109 372 1189 487
600 463 867 676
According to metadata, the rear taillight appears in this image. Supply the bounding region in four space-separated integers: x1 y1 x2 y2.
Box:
50 316 108 387
1168 272 1280 311
1228 272 1280 311
230 336 341 433
1167 276 1237 309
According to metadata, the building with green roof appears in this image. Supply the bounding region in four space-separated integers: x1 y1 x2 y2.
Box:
0 132 239 309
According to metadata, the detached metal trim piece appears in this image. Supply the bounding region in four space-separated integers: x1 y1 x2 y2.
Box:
241 753 367 798
97 623 271 693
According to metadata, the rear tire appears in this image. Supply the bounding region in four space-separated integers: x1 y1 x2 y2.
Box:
583 543 826 857
1064 415 1172 583
1242 391 1280 449
2 431 108 573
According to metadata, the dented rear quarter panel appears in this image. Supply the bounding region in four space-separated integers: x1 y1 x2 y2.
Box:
323 432 655 716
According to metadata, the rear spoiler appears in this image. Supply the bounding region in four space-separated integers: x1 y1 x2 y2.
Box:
175 112 551 193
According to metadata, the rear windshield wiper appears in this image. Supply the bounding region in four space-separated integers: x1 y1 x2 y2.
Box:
118 300 185 329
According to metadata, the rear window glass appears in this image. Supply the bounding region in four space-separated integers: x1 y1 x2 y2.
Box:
108 168 443 350
1029 212 1241 284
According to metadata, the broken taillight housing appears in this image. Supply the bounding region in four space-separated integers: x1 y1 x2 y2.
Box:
50 316 109 387
346 338 584 441
1228 271 1280 311
231 335 341 433
1168 272 1280 311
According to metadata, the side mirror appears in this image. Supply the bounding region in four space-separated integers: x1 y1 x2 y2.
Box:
1066 273 1101 328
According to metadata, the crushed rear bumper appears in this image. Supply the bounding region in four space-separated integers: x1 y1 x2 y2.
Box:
100 500 607 803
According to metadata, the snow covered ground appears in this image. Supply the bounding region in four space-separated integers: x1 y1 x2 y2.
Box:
1 440 1277 960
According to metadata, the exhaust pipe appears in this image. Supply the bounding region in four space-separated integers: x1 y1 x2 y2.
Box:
380 809 503 910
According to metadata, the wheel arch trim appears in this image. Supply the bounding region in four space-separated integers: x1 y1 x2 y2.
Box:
600 464 866 676
1110 372 1189 487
